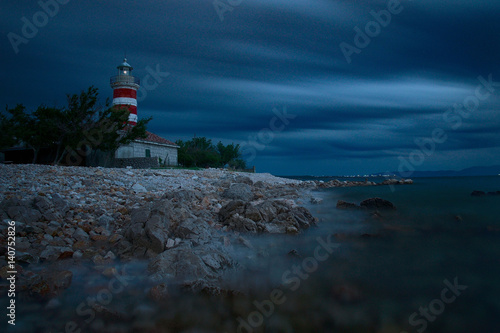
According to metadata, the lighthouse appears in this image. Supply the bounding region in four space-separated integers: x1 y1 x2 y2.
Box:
110 58 140 126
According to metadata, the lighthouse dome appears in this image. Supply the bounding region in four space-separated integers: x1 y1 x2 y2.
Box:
117 58 133 71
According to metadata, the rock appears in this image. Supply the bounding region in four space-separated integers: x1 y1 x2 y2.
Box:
175 219 214 245
104 251 116 260
144 215 169 253
50 193 69 214
310 197 323 204
227 214 258 233
92 254 113 265
218 200 245 222
380 178 413 186
222 183 253 201
48 221 61 229
148 243 232 282
360 198 396 210
253 181 266 188
52 270 73 290
238 236 253 249
149 283 169 302
72 240 90 251
166 238 175 248
164 189 200 202
219 199 316 233
130 206 151 225
471 190 486 197
234 175 253 185
57 251 74 260
109 234 123 243
7 206 42 224
26 270 73 299
124 204 170 255
98 214 114 227
33 196 52 214
40 246 73 262
336 200 359 209
132 183 148 193
89 230 108 241
17 251 39 264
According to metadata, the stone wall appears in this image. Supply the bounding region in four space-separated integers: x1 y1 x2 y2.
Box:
114 157 160 169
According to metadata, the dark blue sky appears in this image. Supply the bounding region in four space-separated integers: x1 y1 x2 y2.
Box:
2 0 500 175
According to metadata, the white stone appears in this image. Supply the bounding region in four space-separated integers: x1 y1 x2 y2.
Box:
132 183 147 193
166 238 175 248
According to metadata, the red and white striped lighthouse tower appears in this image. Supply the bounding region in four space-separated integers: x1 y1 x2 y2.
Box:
110 58 140 126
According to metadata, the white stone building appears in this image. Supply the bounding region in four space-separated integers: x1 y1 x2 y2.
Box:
115 131 179 166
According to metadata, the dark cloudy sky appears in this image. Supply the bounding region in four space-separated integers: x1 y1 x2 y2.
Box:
2 0 500 176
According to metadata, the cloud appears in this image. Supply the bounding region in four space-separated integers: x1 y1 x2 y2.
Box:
2 0 500 175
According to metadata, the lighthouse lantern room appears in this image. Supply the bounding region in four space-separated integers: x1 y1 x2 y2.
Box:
110 58 140 126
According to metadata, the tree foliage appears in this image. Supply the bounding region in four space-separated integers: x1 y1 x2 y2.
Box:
0 86 151 164
175 137 246 169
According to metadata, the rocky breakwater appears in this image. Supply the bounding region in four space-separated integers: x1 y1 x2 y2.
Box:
0 164 318 303
316 178 413 189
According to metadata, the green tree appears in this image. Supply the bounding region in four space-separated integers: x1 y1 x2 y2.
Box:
1 86 151 165
54 86 151 164
0 104 50 163
216 141 241 166
0 105 24 150
176 137 246 169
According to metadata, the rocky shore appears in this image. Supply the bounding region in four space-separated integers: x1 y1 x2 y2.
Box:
0 164 411 331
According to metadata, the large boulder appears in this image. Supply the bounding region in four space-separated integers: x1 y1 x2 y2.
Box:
336 200 359 210
222 183 253 201
123 201 172 256
360 198 396 210
218 199 316 233
164 189 201 203
40 246 73 261
234 175 253 185
148 242 233 283
173 218 213 245
33 196 64 221
6 205 42 224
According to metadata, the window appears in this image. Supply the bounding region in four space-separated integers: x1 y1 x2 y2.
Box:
145 149 151 157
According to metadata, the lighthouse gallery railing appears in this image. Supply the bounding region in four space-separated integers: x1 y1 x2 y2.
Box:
110 75 140 86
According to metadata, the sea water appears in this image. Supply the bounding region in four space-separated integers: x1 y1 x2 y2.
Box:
229 176 500 332
284 176 500 332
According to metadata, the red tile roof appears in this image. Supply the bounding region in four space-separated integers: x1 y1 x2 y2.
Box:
138 131 177 146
